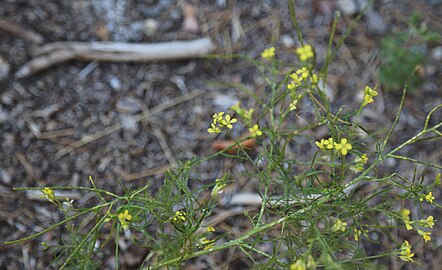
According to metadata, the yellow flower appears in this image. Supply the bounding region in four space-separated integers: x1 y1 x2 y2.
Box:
315 139 327 150
425 191 435 204
420 216 435 228
206 226 215 232
249 124 263 137
211 178 227 198
404 220 413 231
418 229 431 242
199 237 215 250
353 229 362 241
400 208 411 220
399 240 414 263
310 73 319 84
332 219 347 232
288 73 302 90
261 47 275 59
41 187 56 203
290 259 306 270
362 85 378 106
334 138 352 156
289 100 298 111
288 82 296 90
296 67 309 79
118 210 132 230
296 44 314 61
359 154 368 164
306 255 316 268
118 210 132 221
212 112 224 124
207 123 221 134
173 210 186 222
220 114 237 129
244 109 254 121
315 137 334 150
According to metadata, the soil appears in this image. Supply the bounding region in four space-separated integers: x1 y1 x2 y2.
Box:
0 0 441 269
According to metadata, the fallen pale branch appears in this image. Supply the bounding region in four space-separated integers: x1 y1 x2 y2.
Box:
16 37 215 78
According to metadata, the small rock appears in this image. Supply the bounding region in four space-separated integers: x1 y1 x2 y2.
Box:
119 113 138 133
425 64 437 76
109 77 122 90
366 10 386 33
144 19 159 36
116 97 143 114
213 94 239 110
281 35 295 48
423 82 437 93
337 0 357 16
1 92 14 105
0 55 10 81
0 108 7 123
1 169 12 184
33 104 61 118
431 46 442 61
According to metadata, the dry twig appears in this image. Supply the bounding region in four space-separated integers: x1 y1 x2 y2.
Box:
16 38 215 78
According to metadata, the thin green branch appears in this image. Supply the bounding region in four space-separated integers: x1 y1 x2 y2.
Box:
4 202 112 245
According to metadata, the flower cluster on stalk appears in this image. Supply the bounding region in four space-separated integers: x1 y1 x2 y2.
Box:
207 112 237 134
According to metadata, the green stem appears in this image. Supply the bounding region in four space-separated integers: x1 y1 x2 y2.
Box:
4 202 112 245
59 207 113 270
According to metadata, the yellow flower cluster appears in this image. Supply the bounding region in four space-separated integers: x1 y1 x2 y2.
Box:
332 219 347 232
211 178 227 198
420 191 435 204
287 68 319 90
351 154 368 172
362 85 378 107
400 208 413 230
290 255 316 270
353 228 366 241
399 240 414 263
296 44 314 61
229 103 263 138
315 138 353 156
420 215 435 228
207 112 237 134
261 47 275 59
399 208 435 242
198 226 216 250
315 137 334 150
118 210 132 230
198 237 215 250
289 100 298 111
418 229 431 242
231 103 253 122
173 210 186 222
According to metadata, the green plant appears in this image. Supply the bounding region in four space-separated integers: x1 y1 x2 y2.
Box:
5 4 442 270
379 12 441 91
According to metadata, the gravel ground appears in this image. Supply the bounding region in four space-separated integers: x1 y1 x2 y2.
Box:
0 0 441 269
